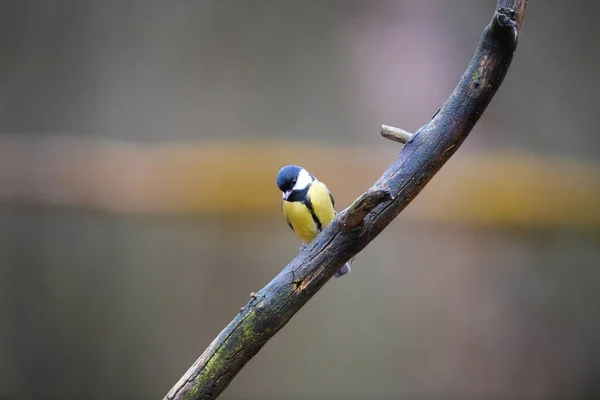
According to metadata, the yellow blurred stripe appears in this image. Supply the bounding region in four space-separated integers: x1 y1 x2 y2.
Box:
0 136 598 228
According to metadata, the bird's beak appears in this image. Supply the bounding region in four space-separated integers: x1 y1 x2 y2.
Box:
283 190 292 200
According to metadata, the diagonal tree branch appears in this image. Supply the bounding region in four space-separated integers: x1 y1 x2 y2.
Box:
165 1 527 399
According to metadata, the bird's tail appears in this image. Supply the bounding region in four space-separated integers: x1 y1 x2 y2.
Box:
334 256 354 278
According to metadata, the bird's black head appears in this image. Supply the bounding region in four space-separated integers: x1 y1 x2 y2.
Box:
276 165 302 192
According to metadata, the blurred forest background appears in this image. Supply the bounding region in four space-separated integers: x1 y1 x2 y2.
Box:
1 1 599 399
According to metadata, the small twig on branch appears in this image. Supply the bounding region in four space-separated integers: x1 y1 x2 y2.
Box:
381 125 415 144
165 1 526 399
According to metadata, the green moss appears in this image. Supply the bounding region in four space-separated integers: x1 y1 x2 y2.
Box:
195 349 227 387
241 318 257 340
236 314 259 351
182 384 198 400
194 310 260 391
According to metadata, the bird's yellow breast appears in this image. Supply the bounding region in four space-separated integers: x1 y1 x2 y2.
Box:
308 181 335 227
282 201 318 244
282 181 335 244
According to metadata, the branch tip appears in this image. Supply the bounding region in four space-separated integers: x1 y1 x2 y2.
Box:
492 6 519 40
381 125 414 144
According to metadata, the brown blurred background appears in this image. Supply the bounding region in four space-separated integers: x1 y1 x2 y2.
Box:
1 1 599 399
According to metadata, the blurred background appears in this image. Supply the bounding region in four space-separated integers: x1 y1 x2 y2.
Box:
1 1 599 399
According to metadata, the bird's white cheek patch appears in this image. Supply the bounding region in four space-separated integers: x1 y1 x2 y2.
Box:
293 169 313 191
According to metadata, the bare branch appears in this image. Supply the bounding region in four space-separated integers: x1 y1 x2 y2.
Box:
165 1 527 399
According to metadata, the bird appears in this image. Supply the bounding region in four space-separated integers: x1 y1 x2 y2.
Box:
276 165 351 277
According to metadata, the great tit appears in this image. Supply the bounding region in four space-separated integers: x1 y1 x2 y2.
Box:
276 165 351 277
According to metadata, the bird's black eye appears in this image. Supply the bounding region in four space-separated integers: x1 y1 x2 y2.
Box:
291 179 297 187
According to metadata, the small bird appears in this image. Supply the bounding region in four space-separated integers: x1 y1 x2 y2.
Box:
276 165 351 277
